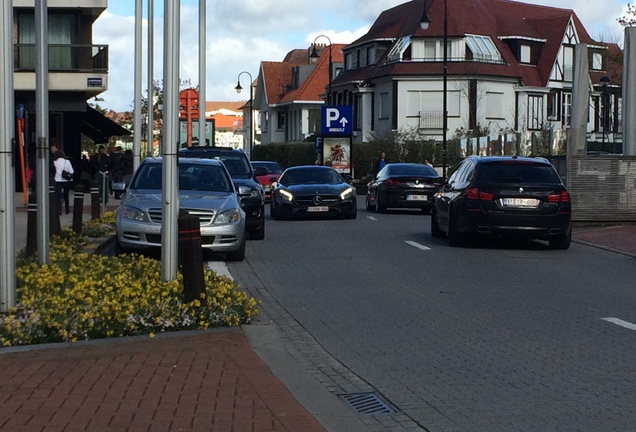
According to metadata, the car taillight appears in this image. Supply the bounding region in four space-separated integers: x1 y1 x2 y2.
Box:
385 178 404 186
466 187 493 200
548 191 570 203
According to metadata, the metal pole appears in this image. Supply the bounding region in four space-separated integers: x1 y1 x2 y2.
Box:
0 0 16 311
249 84 253 157
147 0 154 156
35 0 50 264
442 0 448 180
161 0 180 281
198 0 206 146
133 0 143 170
328 45 333 105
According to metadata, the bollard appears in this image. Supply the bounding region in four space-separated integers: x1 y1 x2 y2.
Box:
72 184 84 234
49 178 61 237
178 210 206 304
91 181 100 220
26 193 38 257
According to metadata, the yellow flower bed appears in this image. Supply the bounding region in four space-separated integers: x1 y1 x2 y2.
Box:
1 213 259 347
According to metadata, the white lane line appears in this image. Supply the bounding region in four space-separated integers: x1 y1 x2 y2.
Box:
405 240 431 251
601 317 636 331
206 261 233 280
367 216 378 221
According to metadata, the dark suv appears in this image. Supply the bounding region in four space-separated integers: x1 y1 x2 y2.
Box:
179 146 265 240
431 155 571 249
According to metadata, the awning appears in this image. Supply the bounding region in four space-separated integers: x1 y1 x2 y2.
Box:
80 104 131 144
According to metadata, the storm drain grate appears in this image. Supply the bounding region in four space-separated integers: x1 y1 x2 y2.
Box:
338 392 395 415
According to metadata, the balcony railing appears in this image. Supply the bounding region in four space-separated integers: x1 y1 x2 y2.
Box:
14 44 108 72
419 111 443 129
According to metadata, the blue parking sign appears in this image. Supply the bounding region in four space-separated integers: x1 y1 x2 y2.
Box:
321 105 352 136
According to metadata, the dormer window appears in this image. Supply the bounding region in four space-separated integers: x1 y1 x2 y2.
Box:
387 36 411 62
465 34 501 63
591 52 603 70
520 45 531 64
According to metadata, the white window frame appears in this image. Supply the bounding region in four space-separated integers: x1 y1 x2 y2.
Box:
520 45 531 64
465 34 501 62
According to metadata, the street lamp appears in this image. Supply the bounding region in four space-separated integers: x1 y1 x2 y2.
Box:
600 75 610 153
235 71 253 157
419 0 448 180
309 35 333 104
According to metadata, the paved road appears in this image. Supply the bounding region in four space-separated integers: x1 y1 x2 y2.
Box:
230 207 636 432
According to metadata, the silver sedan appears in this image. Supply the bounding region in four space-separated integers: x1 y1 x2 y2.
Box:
115 157 246 261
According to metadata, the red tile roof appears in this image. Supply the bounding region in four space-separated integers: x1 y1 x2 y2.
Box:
280 44 346 103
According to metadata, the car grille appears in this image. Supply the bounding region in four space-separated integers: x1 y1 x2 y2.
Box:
295 194 339 206
147 208 216 225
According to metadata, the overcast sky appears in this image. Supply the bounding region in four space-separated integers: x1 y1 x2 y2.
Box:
94 0 629 112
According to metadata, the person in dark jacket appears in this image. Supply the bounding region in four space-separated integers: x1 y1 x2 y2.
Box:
373 151 388 175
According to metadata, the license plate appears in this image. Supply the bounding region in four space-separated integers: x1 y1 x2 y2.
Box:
406 194 427 201
264 185 271 192
501 198 540 208
307 206 329 212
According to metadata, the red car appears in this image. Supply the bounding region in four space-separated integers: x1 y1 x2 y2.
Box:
251 161 282 202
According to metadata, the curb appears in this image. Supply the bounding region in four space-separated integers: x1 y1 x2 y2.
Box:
572 238 636 259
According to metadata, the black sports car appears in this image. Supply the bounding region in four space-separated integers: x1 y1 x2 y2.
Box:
366 163 443 213
270 165 357 220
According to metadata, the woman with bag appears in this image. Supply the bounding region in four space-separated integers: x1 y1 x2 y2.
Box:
53 149 74 215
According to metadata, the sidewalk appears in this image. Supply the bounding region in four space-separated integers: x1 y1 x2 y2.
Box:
5 193 636 432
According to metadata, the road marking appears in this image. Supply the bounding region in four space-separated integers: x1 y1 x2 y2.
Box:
601 317 636 331
206 261 233 280
367 216 378 221
405 240 431 251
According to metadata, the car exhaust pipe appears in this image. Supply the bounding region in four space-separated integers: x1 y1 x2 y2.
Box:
477 226 491 233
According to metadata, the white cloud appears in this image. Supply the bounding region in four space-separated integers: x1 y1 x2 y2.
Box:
96 0 630 112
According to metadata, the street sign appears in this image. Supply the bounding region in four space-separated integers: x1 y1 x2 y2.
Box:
321 105 352 136
314 136 322 154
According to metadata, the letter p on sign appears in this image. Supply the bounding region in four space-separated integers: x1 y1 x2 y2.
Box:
326 108 339 126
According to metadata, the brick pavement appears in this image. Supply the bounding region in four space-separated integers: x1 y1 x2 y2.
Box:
0 330 326 432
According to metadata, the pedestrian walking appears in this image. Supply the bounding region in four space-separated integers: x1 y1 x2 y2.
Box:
53 149 74 215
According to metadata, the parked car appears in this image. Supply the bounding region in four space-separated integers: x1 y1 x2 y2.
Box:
430 155 572 249
366 163 443 213
115 157 247 260
270 165 357 220
178 146 265 240
250 161 282 202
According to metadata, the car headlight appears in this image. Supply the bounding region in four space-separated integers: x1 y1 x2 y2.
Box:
214 208 241 224
340 187 355 200
279 189 293 202
120 205 149 222
250 189 260 198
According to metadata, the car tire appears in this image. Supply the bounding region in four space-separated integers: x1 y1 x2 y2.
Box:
345 207 358 219
421 206 432 215
549 228 571 250
115 236 130 255
270 202 279 220
447 210 464 247
366 198 374 211
226 237 246 261
250 210 265 240
376 193 387 213
431 209 445 238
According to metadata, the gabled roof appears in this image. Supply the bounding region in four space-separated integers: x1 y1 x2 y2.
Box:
339 0 612 89
260 61 303 105
204 101 244 113
280 44 346 104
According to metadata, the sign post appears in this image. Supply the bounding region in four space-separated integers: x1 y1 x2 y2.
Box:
319 105 353 175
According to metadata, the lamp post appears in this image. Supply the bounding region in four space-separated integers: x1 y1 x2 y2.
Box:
600 75 610 153
235 71 253 157
309 35 333 104
419 0 448 180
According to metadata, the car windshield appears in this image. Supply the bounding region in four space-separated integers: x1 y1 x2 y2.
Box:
131 163 233 192
476 162 561 184
252 162 282 174
280 168 343 185
388 164 439 177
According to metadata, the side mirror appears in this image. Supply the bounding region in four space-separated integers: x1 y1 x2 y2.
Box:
343 174 353 184
112 181 127 191
268 176 277 183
